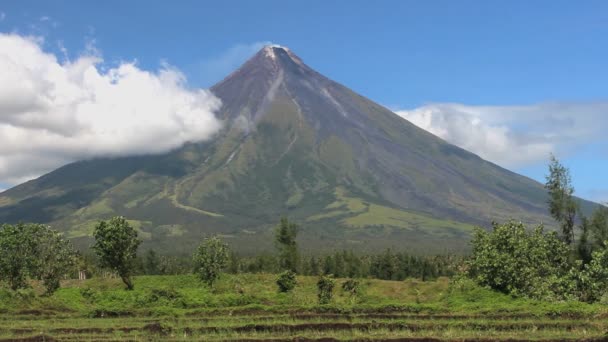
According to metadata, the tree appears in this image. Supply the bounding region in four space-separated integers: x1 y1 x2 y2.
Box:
30 226 77 294
0 223 76 294
323 255 334 275
275 217 299 273
143 250 161 275
92 217 141 290
193 236 229 287
545 154 577 246
370 249 397 280
276 270 297 292
0 224 35 290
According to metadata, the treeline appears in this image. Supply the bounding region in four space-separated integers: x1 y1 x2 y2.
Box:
233 250 458 281
81 246 458 281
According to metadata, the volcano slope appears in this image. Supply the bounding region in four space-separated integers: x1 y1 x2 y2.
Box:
0 46 576 253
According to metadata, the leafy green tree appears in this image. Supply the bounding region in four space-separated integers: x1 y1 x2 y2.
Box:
276 270 297 292
275 217 299 273
545 155 577 246
0 223 37 290
92 217 141 290
467 221 574 300
30 226 77 294
193 236 229 287
0 223 76 293
317 275 335 304
323 255 334 275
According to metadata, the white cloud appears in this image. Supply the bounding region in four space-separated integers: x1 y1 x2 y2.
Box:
0 33 222 188
395 102 608 168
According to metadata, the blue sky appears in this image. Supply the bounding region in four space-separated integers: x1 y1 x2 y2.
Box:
0 0 606 202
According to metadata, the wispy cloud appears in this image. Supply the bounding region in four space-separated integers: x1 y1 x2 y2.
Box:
395 102 608 168
0 33 223 188
191 41 272 86
0 12 5 22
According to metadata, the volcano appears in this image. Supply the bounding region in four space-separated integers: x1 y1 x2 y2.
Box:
0 46 564 253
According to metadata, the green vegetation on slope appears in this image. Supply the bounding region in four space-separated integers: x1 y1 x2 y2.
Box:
309 188 473 236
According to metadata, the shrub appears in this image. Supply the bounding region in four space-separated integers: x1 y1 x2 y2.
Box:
276 270 297 293
342 278 361 303
575 245 608 303
342 279 360 296
317 275 335 304
466 221 574 300
80 287 98 302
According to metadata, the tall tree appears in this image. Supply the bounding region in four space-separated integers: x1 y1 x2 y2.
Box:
193 236 230 287
92 217 141 290
545 154 577 246
275 217 299 273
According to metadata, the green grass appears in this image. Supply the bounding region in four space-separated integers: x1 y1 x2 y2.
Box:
0 274 607 341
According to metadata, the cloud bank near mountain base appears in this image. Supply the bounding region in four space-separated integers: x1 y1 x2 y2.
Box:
0 33 222 186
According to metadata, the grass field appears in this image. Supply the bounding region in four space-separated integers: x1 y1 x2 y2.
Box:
1 274 607 341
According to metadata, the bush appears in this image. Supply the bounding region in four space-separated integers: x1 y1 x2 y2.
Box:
575 245 608 303
317 276 335 304
466 221 575 300
342 279 360 296
276 270 297 293
342 278 361 303
80 287 98 302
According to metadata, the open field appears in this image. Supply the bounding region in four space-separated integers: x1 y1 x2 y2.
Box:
1 274 607 341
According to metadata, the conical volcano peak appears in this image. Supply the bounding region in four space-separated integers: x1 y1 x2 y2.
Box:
257 44 305 69
261 44 288 60
213 44 309 89
0 34 576 256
